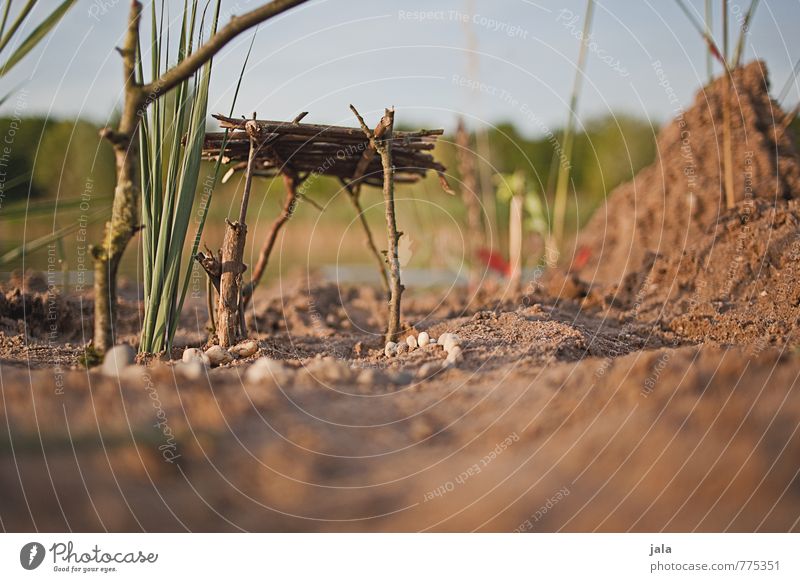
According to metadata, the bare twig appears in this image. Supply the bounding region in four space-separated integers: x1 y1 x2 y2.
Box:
142 0 308 100
455 118 484 289
241 172 299 307
352 105 403 342
341 178 390 293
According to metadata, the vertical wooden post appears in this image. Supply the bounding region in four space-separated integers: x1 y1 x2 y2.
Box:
351 105 403 343
508 192 523 293
216 118 258 346
376 109 403 343
456 118 483 290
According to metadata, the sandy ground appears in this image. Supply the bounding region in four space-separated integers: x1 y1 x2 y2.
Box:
0 276 798 532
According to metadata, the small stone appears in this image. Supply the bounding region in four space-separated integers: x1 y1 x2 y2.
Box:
230 339 259 358
101 344 136 378
246 357 291 384
205 345 233 367
406 335 418 350
396 342 409 355
385 342 397 357
418 332 430 347
182 347 210 366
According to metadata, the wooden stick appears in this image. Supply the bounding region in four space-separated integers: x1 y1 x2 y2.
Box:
216 120 259 346
456 118 484 289
341 178 390 293
241 172 299 307
352 105 404 342
508 192 523 293
216 219 247 346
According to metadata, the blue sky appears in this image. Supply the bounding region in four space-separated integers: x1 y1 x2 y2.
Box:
2 0 799 137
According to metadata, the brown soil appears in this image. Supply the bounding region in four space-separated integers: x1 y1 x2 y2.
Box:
574 61 800 286
1 62 800 532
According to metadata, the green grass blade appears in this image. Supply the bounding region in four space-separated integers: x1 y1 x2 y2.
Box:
0 0 35 55
0 0 76 77
0 208 105 265
550 0 594 260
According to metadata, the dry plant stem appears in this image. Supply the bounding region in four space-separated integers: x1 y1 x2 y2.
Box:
380 112 404 344
342 117 390 294
351 105 403 342
548 0 594 266
206 275 216 334
217 220 247 346
93 0 307 353
217 123 259 345
455 118 483 290
341 181 390 294
92 0 144 353
508 193 523 293
722 73 736 209
241 172 299 307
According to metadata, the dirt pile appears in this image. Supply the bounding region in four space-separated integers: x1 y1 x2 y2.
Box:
574 61 800 286
612 198 800 347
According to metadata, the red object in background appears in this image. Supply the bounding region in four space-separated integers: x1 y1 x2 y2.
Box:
476 248 511 277
570 246 592 272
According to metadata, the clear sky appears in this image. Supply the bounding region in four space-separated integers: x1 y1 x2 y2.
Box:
2 0 799 137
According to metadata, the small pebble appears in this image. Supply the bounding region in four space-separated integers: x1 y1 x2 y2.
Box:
418 332 430 347
406 335 418 350
205 345 233 367
229 339 259 358
396 342 409 355
385 342 397 357
101 344 136 378
182 347 210 366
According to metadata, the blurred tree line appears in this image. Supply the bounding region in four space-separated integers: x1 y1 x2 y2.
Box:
0 116 116 203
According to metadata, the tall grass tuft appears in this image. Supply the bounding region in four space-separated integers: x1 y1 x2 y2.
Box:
137 0 228 354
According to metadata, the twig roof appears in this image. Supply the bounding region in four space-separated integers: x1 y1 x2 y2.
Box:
203 113 450 189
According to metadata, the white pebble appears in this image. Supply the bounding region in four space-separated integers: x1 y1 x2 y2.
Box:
406 335 418 350
445 345 463 364
205 345 233 367
418 332 430 347
182 347 210 366
229 339 259 358
384 342 397 357
101 344 136 378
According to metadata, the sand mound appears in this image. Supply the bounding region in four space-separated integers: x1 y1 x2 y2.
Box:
575 61 800 286
613 198 800 347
